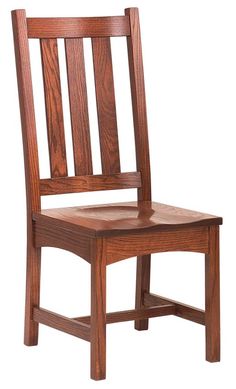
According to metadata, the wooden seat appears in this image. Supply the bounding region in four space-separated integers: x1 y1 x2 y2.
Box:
33 202 222 237
12 7 222 381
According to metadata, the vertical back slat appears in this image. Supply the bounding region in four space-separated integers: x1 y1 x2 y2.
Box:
65 38 93 175
92 37 120 175
40 38 68 178
125 8 151 201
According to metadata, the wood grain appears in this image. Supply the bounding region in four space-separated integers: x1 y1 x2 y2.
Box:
40 38 67 177
92 37 120 174
33 307 90 341
144 293 205 325
12 9 41 346
40 172 141 195
12 10 41 212
74 304 175 324
34 201 222 238
12 7 223 380
90 238 106 380
125 8 151 201
106 226 209 263
65 38 93 175
135 254 151 330
205 225 220 361
34 219 91 262
24 245 41 345
27 16 131 38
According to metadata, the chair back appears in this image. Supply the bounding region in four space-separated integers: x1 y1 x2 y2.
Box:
12 7 151 214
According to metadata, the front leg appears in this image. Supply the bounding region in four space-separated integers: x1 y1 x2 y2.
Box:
90 238 107 380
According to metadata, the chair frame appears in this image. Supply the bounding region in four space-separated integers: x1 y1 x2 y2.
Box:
12 7 221 380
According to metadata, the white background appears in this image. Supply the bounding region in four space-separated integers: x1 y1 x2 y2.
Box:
0 0 235 388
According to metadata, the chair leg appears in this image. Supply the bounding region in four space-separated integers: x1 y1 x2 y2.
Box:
135 254 151 330
24 239 41 346
205 225 220 362
90 238 106 380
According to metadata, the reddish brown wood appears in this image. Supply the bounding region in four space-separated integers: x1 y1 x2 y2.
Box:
135 255 151 330
107 226 209 263
65 38 93 175
27 16 131 38
90 238 106 380
125 8 152 333
125 8 151 201
74 304 175 324
13 7 222 381
144 293 205 325
40 172 141 195
205 225 220 361
24 245 41 345
12 9 41 346
33 307 90 341
33 201 222 239
34 219 92 262
40 38 67 177
92 37 120 174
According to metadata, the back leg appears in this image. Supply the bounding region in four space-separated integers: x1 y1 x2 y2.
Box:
135 254 151 330
205 225 220 362
24 235 41 346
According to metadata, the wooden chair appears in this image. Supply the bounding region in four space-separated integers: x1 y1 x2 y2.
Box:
12 7 222 380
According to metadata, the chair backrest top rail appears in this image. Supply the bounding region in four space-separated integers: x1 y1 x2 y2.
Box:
27 16 130 38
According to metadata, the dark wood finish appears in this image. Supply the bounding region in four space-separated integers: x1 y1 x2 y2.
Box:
144 293 205 325
33 307 90 341
135 255 151 330
107 226 209 263
205 225 220 362
90 238 106 380
12 9 41 346
125 8 151 201
27 16 131 38
74 304 175 325
12 7 222 381
92 37 120 174
40 38 67 177
40 172 141 195
65 38 93 175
